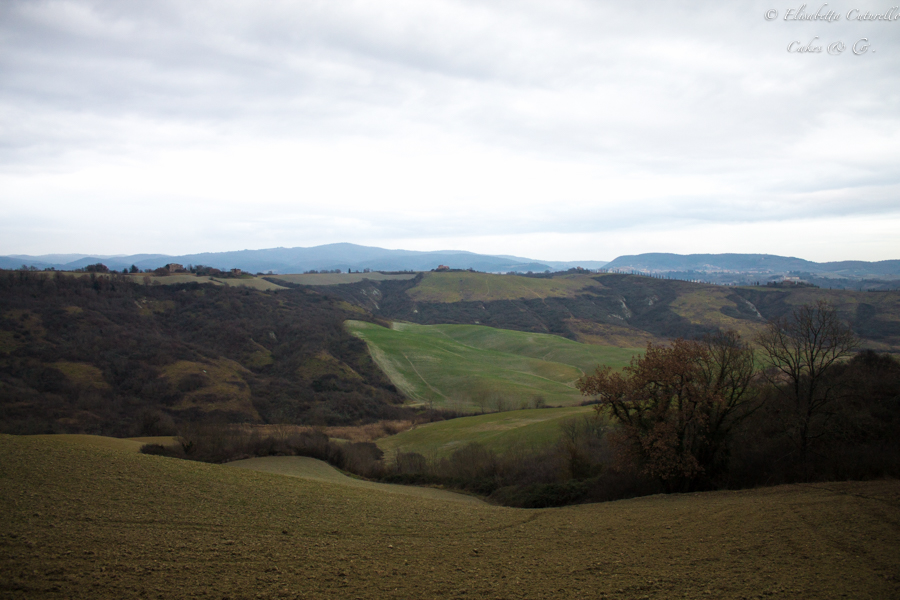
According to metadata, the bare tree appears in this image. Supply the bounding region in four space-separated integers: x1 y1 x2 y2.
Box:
755 300 857 461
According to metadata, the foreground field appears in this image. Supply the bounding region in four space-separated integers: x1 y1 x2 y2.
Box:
347 320 639 410
229 456 483 504
2 435 898 599
376 406 596 459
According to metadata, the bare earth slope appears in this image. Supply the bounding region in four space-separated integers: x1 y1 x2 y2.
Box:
2 434 899 599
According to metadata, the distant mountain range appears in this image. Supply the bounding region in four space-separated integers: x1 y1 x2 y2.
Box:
2 247 898 285
0 243 607 274
604 253 900 281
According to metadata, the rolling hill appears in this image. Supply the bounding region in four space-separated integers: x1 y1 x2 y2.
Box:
327 272 900 352
375 406 597 459
2 433 898 599
346 320 640 411
0 271 406 435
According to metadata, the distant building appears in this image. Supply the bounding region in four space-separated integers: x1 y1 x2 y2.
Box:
165 263 185 273
231 268 242 276
435 265 450 271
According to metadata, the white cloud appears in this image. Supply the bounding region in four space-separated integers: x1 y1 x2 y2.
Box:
0 0 898 260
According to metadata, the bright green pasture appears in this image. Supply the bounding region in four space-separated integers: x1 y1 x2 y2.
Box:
346 320 640 411
376 406 597 459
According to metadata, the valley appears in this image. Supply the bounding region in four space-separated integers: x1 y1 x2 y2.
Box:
2 265 900 598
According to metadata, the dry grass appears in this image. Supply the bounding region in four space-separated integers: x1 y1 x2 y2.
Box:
228 456 482 504
407 272 598 303
0 330 18 353
1 434 898 599
49 362 109 390
160 359 259 420
669 287 766 340
270 273 418 286
121 273 289 291
566 319 661 347
296 350 363 381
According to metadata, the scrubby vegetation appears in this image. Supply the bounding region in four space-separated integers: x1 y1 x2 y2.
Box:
0 270 408 435
323 271 900 350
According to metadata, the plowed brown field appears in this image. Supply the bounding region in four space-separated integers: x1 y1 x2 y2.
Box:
1 435 898 599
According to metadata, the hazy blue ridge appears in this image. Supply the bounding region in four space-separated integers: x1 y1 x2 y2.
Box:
1 243 586 273
7 245 897 279
604 253 900 278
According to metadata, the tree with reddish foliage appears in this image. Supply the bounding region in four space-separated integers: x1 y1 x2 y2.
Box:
577 332 758 492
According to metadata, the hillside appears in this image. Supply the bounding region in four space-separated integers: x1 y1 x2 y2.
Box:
346 321 640 411
2 434 898 599
376 406 596 459
326 272 900 352
0 271 405 435
4 268 899 435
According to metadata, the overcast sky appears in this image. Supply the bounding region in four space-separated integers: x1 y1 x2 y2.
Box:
1 1 898 261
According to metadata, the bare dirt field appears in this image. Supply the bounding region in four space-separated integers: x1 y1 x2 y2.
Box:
1 434 899 599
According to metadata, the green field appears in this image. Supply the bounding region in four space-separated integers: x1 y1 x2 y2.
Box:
2 434 898 599
376 406 596 459
346 320 641 411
